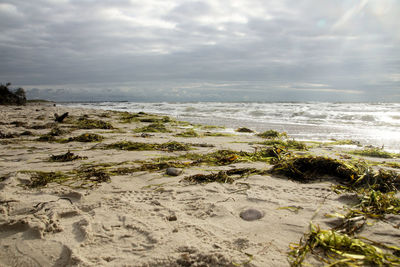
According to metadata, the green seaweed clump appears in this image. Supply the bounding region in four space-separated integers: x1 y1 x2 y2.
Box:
134 123 170 133
350 147 398 158
289 223 400 266
257 129 287 139
0 131 17 139
203 132 233 137
260 139 307 150
28 171 68 188
49 127 65 136
174 129 199 137
36 127 67 142
354 190 400 218
139 116 171 123
104 141 156 151
385 162 400 169
183 168 261 184
327 139 361 146
157 141 191 151
49 151 86 162
104 141 190 152
369 169 400 192
79 167 111 183
67 133 104 142
173 148 280 166
270 155 400 191
236 127 254 133
119 112 139 123
37 134 57 142
270 156 364 183
75 117 114 129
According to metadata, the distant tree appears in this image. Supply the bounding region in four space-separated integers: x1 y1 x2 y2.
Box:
0 83 27 105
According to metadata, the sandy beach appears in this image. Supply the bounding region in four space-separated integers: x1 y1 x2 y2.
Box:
1 103 399 266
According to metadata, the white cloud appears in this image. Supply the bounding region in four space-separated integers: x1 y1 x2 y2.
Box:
332 0 368 30
0 0 398 101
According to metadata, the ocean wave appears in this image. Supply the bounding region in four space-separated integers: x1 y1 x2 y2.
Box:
60 101 400 150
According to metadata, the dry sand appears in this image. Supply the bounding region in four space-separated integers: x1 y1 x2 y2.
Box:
0 104 399 266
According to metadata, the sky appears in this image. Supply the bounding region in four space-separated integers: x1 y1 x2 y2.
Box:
0 0 399 102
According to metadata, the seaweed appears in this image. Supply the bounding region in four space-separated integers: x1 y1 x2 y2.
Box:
78 167 111 183
37 134 57 142
119 112 139 123
66 133 104 142
49 127 65 136
271 155 400 192
75 117 114 129
369 169 400 192
162 148 280 166
10 121 26 127
133 123 171 133
236 127 254 133
103 141 190 152
27 171 69 188
49 151 86 162
288 223 400 266
182 168 262 184
203 132 233 137
36 127 68 142
29 122 56 129
24 166 111 188
327 139 361 146
257 129 287 139
260 139 307 150
385 162 400 169
270 156 366 184
199 125 225 130
353 190 400 218
139 116 171 123
158 141 191 152
0 131 17 139
174 129 199 137
98 112 111 118
20 131 33 136
350 147 398 158
104 141 156 151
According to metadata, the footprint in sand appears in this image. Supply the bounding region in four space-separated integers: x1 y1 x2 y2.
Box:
0 221 72 266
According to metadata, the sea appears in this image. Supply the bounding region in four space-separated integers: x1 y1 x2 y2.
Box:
60 102 400 153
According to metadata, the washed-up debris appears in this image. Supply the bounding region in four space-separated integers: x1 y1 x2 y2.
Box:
27 171 69 188
174 129 199 137
350 147 399 158
67 133 104 142
104 141 190 152
236 127 254 133
75 117 114 129
54 112 69 123
257 129 287 139
134 123 171 133
289 223 400 266
0 131 17 139
49 151 86 162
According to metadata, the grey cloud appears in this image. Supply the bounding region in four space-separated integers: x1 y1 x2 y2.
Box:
1 0 399 102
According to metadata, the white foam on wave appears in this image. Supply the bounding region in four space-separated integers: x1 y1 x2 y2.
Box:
61 102 400 151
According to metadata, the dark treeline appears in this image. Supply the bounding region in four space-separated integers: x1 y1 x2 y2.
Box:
0 83 26 105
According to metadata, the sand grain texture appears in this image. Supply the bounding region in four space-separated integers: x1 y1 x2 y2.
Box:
0 104 399 266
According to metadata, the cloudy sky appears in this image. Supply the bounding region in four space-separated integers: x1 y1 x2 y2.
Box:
0 0 399 102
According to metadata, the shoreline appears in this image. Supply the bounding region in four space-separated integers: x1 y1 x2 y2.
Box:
0 104 399 266
59 102 400 153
